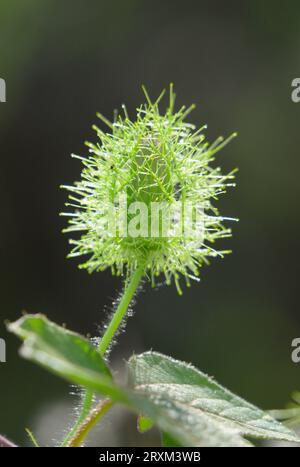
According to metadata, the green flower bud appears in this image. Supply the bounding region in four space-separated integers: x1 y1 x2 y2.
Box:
61 85 237 293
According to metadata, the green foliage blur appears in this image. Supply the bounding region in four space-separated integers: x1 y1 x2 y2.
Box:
0 0 300 446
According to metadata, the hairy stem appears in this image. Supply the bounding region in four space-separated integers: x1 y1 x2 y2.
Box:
61 264 145 447
98 264 145 355
61 391 94 446
67 399 114 447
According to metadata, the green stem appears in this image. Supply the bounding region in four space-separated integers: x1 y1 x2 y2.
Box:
98 265 145 355
61 264 145 447
67 399 114 447
61 391 94 446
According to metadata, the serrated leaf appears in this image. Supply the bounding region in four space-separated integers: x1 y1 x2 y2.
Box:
127 351 300 447
8 317 300 448
7 315 127 403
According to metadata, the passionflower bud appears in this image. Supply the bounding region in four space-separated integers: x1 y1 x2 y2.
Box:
61 85 237 293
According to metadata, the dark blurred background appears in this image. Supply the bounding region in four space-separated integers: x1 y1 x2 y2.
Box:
1 0 300 447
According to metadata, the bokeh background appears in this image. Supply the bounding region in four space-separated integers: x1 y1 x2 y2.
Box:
1 0 300 447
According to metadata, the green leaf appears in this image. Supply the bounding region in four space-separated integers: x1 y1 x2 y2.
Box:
270 391 300 427
161 432 182 447
137 415 154 433
8 317 300 447
127 351 300 447
7 315 127 403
